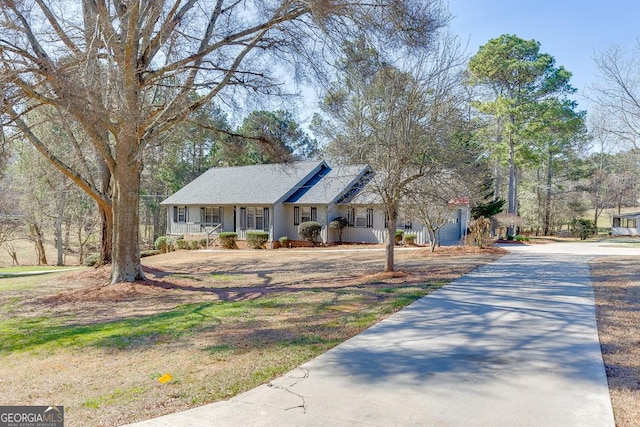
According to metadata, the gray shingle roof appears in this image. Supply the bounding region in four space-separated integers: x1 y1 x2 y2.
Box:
160 161 325 206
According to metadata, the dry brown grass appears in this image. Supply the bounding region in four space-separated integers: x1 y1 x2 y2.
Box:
0 246 504 426
591 257 640 427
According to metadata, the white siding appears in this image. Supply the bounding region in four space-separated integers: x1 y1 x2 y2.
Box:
611 227 640 236
282 205 329 243
340 209 388 243
331 207 465 245
273 204 287 242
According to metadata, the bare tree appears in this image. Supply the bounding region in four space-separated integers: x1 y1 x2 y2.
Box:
406 174 464 252
316 34 465 271
590 44 640 149
0 216 20 265
0 0 447 284
582 113 639 229
66 188 100 265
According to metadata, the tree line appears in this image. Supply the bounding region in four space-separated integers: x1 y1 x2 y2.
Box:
0 1 638 280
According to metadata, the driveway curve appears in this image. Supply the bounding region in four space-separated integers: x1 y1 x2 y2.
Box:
125 241 639 427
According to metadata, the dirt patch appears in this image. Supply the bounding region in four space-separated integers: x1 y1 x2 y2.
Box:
42 268 167 303
591 257 640 427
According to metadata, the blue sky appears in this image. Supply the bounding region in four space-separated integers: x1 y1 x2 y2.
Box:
447 0 640 110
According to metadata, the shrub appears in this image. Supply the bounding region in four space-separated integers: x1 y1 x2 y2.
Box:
278 236 289 248
506 234 514 241
298 221 322 246
84 254 99 267
468 216 492 249
570 219 595 240
404 233 417 245
329 216 349 243
395 230 404 245
154 235 177 253
515 234 529 242
246 231 270 249
176 238 190 250
189 240 201 250
219 232 238 249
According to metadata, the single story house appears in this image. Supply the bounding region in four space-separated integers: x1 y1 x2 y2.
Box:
611 212 640 236
160 161 468 246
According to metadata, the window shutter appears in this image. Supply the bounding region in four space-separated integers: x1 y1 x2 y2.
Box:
348 208 355 227
200 207 205 223
173 206 177 222
184 206 189 222
219 207 223 226
294 206 300 226
240 207 246 229
384 211 388 228
263 207 270 231
311 207 317 222
367 208 373 228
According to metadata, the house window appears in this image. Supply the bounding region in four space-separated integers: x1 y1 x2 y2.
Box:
613 217 621 227
354 208 373 228
255 208 264 230
247 208 255 229
294 206 317 225
241 207 269 230
301 207 312 223
624 218 637 228
202 207 222 225
177 206 187 222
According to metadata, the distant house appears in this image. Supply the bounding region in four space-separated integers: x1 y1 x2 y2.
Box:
611 212 640 236
160 161 468 246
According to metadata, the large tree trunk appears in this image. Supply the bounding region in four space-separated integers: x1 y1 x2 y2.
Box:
110 133 145 284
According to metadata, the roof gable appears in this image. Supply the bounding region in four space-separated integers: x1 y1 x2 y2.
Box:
286 164 372 205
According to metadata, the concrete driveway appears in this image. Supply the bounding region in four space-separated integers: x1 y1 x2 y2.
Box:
125 241 639 426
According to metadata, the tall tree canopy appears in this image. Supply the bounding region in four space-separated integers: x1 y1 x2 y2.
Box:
229 110 318 165
0 0 448 283
467 34 575 234
527 99 586 235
